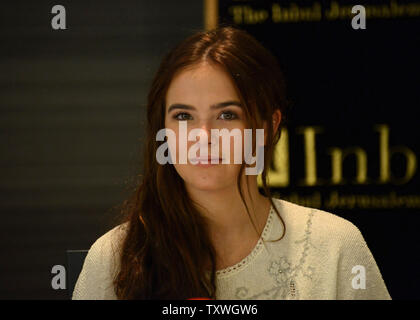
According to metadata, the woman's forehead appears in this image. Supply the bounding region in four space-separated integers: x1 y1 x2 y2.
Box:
166 64 240 108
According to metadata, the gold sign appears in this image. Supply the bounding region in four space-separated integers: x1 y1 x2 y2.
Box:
260 124 417 187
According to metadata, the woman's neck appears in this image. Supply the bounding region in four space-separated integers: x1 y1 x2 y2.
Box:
186 176 271 252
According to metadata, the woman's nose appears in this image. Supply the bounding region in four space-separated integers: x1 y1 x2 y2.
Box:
190 119 223 146
196 121 212 144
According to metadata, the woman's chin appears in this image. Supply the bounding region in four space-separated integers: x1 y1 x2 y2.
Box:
184 174 235 192
174 163 242 192
193 184 226 192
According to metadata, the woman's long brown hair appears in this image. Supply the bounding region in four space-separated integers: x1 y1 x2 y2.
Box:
113 25 291 299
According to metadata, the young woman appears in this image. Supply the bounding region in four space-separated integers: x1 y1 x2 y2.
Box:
72 26 391 300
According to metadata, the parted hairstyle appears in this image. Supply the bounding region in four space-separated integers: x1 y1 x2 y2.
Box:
113 25 291 299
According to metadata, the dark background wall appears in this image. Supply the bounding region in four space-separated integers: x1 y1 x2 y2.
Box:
0 0 203 299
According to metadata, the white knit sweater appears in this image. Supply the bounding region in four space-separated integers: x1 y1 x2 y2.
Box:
72 198 391 300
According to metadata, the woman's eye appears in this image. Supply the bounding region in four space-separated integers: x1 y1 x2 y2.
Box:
219 111 238 120
174 112 192 121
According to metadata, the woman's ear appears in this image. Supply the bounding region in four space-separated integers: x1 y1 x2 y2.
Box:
263 110 282 145
272 109 282 134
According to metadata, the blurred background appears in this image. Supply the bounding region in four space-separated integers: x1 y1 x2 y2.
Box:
1 0 419 299
0 0 204 299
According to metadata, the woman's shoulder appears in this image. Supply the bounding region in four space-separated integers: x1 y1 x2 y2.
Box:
88 222 129 259
272 197 365 247
271 198 391 300
79 221 129 276
72 222 129 299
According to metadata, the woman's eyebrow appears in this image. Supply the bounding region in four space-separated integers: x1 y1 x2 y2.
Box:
167 100 242 113
210 100 242 110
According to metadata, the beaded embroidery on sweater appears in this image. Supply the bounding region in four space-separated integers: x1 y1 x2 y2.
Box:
234 209 315 299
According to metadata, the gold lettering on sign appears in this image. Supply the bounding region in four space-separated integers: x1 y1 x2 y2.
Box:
375 124 417 185
325 0 420 20
271 2 321 23
296 126 323 186
328 147 368 185
261 124 417 188
324 191 420 209
228 5 269 24
259 128 289 187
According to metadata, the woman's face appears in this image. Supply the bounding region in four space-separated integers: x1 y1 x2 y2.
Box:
164 62 248 192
